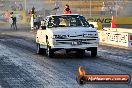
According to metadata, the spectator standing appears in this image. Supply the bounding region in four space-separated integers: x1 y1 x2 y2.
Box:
4 10 10 22
63 4 71 14
34 17 37 29
10 12 17 30
40 19 46 29
36 15 42 29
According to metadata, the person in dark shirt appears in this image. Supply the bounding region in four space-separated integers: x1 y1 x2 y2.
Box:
11 12 17 30
36 15 43 29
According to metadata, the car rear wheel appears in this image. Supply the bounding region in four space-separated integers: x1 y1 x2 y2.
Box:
37 43 46 54
91 47 97 57
46 46 54 58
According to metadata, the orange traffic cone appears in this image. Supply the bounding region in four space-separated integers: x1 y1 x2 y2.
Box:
111 16 116 28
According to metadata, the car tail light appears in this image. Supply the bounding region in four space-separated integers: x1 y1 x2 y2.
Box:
129 35 132 41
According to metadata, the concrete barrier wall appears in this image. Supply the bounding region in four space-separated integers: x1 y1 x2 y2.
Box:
98 30 132 47
103 28 132 33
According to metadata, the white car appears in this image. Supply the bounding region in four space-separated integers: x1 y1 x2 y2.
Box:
36 14 99 57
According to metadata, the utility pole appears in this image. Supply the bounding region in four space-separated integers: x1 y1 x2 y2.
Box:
25 0 26 10
116 0 118 17
90 0 91 17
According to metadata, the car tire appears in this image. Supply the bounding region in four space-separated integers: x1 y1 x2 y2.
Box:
37 43 46 54
91 47 97 57
46 46 54 58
